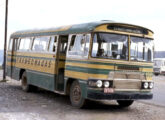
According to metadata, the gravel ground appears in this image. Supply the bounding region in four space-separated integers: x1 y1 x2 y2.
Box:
141 75 165 107
0 70 165 120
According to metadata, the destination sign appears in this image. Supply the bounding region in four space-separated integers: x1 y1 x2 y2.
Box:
107 25 148 35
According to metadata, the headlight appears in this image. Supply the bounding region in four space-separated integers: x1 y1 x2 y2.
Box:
143 82 149 89
149 82 154 89
96 80 102 88
104 81 110 88
88 81 96 87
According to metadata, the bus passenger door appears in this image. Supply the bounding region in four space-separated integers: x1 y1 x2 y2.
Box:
55 35 68 92
7 38 18 78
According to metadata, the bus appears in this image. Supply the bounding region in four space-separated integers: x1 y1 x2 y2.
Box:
154 58 165 75
7 20 154 108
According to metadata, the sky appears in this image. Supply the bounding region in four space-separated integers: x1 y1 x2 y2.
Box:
0 0 165 51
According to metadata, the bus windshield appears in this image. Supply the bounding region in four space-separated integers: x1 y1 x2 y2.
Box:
130 37 153 62
91 33 153 62
91 33 128 60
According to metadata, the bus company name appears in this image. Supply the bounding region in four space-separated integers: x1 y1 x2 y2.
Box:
16 57 52 68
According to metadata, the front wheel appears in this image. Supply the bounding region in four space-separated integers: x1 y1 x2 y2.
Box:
117 100 134 108
70 81 86 108
154 73 159 76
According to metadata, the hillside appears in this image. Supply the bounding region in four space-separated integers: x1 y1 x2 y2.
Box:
154 51 165 58
0 50 3 65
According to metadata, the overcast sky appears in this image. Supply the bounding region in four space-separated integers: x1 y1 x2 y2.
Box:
0 0 164 51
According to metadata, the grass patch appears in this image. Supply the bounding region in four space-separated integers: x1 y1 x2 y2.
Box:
0 65 2 70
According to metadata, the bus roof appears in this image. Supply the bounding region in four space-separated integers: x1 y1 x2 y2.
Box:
11 20 153 38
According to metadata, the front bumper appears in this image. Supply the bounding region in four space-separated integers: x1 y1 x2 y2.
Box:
87 91 153 100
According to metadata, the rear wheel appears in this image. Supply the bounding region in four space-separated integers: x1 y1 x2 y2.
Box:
117 100 134 108
21 71 30 92
70 81 86 108
21 71 37 92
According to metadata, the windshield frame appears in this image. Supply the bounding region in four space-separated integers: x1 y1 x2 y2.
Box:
90 32 154 63
91 32 129 61
130 36 154 62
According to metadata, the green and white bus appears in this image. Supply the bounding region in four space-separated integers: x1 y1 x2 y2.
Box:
7 21 154 108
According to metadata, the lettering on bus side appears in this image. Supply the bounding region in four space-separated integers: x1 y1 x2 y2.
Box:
16 57 52 68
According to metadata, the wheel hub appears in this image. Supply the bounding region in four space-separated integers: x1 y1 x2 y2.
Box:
72 86 81 102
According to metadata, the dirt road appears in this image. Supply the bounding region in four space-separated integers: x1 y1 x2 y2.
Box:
0 70 165 120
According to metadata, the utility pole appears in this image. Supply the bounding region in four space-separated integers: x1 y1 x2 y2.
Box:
3 0 8 81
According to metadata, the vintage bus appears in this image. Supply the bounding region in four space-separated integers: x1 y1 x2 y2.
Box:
7 21 154 108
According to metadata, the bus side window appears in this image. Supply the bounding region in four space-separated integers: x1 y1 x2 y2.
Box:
8 38 13 51
59 36 68 54
69 35 76 51
19 38 31 51
32 36 49 51
49 36 57 52
85 34 90 56
68 34 90 57
13 38 19 51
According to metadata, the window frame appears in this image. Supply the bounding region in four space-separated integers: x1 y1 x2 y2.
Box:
67 33 91 59
8 38 14 51
8 38 20 51
90 32 129 61
31 36 51 52
18 37 32 51
48 35 58 53
130 36 154 62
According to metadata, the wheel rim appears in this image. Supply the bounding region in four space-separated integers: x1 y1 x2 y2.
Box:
72 85 81 103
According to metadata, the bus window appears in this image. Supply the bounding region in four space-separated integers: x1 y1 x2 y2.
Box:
19 38 31 51
84 34 90 56
8 38 13 51
91 33 128 60
32 36 49 51
69 35 76 51
59 36 68 54
130 37 153 62
49 36 57 52
13 38 19 51
68 34 90 57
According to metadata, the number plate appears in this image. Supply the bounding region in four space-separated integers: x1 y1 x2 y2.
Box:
104 88 114 93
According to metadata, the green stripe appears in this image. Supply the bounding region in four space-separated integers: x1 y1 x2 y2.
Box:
66 65 111 74
65 65 153 75
67 60 153 68
7 65 55 76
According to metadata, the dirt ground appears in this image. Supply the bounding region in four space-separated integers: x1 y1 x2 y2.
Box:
0 70 165 120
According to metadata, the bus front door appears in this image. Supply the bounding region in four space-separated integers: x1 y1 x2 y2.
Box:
55 35 68 92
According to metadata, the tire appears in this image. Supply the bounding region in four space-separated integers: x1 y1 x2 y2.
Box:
154 73 159 76
117 100 134 108
70 81 86 108
21 71 38 92
21 71 31 92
